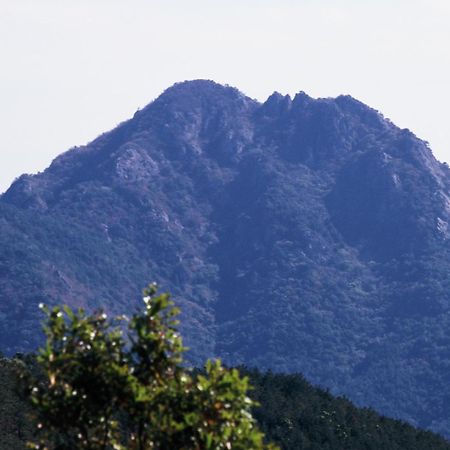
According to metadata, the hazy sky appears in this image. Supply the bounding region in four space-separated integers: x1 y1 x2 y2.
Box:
1 0 450 193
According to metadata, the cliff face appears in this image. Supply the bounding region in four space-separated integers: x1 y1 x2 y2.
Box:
2 80 450 435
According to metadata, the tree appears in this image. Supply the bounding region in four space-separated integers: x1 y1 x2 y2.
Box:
25 284 277 450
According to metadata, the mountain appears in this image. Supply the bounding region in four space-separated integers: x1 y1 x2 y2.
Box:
2 80 450 435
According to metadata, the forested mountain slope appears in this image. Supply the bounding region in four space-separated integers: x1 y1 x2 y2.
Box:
2 80 450 434
2 357 450 450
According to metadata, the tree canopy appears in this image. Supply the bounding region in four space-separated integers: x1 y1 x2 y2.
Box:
26 284 277 450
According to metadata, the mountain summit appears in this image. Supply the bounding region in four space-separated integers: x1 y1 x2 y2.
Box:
2 80 450 435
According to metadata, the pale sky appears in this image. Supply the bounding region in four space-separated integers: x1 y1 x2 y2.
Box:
1 0 450 193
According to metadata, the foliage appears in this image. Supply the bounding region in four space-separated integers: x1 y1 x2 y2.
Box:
25 285 276 450
3 358 450 450
0 356 35 449
247 369 450 450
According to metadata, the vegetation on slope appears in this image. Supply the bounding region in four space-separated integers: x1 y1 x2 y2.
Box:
2 356 449 450
1 284 449 449
248 369 450 450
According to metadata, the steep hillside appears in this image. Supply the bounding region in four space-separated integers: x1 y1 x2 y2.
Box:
2 80 450 434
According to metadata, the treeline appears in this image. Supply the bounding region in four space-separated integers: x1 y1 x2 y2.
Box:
246 368 450 450
1 356 449 450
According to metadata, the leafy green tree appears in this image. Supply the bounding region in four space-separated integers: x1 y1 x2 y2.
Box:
26 285 277 450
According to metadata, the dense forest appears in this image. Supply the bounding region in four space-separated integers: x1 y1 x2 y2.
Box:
1 356 449 450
